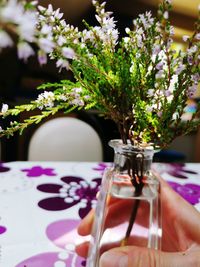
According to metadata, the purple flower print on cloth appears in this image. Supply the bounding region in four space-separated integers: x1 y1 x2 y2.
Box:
21 166 57 177
156 163 198 179
92 162 112 174
168 181 200 205
15 219 86 267
167 164 197 179
0 162 10 172
37 176 101 218
0 225 7 234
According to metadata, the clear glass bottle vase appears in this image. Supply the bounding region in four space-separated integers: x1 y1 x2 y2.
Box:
86 139 162 267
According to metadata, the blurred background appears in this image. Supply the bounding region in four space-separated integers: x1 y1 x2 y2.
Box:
0 0 200 162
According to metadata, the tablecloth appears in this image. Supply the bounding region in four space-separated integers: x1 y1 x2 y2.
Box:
0 161 200 267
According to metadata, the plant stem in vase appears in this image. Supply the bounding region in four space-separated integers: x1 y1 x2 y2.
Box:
86 139 162 267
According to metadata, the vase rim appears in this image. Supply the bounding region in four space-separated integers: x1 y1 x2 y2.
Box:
108 139 156 153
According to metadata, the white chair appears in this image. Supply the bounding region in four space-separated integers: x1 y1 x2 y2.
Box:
28 117 103 161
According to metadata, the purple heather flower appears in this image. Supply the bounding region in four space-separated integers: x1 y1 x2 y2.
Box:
187 84 197 98
175 64 185 75
195 33 200 40
0 30 13 49
62 47 76 59
56 58 70 71
152 44 161 55
38 37 55 53
38 50 47 65
183 35 190 42
156 70 164 79
187 45 198 55
37 176 101 218
156 61 164 70
187 55 193 65
17 42 35 62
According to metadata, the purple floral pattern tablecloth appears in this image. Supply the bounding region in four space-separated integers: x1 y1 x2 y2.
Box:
0 161 200 267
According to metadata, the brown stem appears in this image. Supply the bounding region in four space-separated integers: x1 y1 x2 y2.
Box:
121 188 142 246
121 153 144 246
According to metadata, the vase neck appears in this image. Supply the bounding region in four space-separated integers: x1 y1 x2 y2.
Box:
109 139 154 181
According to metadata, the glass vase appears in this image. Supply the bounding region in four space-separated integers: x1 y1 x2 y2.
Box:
86 139 162 267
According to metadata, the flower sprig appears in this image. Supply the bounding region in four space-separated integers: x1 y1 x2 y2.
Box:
0 0 199 148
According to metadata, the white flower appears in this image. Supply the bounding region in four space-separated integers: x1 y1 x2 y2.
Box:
1 104 9 114
147 89 154 97
146 106 153 113
163 11 169 19
56 59 70 71
72 87 82 93
195 33 200 40
17 42 35 62
152 44 161 55
192 73 200 83
0 30 13 49
62 47 76 59
187 45 197 55
70 99 84 107
164 90 172 97
123 37 130 44
46 4 53 15
57 35 66 46
0 0 23 23
156 70 165 79
41 25 52 35
175 64 185 75
182 35 190 42
17 11 37 42
103 17 116 31
38 38 55 53
168 75 178 92
36 91 55 109
59 94 67 101
156 61 164 70
53 8 63 20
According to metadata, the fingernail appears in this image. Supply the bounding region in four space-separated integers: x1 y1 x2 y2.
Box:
100 250 128 267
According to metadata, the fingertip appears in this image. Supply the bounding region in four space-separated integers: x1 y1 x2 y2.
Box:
75 241 90 258
77 209 94 235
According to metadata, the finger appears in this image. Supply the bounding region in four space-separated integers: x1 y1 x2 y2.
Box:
77 208 95 235
99 246 196 267
75 241 90 258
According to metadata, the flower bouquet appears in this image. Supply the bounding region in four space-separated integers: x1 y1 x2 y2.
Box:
0 0 200 266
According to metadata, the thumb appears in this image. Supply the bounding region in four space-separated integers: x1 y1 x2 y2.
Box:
99 246 191 267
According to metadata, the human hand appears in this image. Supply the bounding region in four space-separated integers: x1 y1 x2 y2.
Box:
76 173 200 266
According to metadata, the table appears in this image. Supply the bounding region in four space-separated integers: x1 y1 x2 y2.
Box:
0 161 200 267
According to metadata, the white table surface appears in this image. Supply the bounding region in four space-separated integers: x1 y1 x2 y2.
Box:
0 161 200 267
